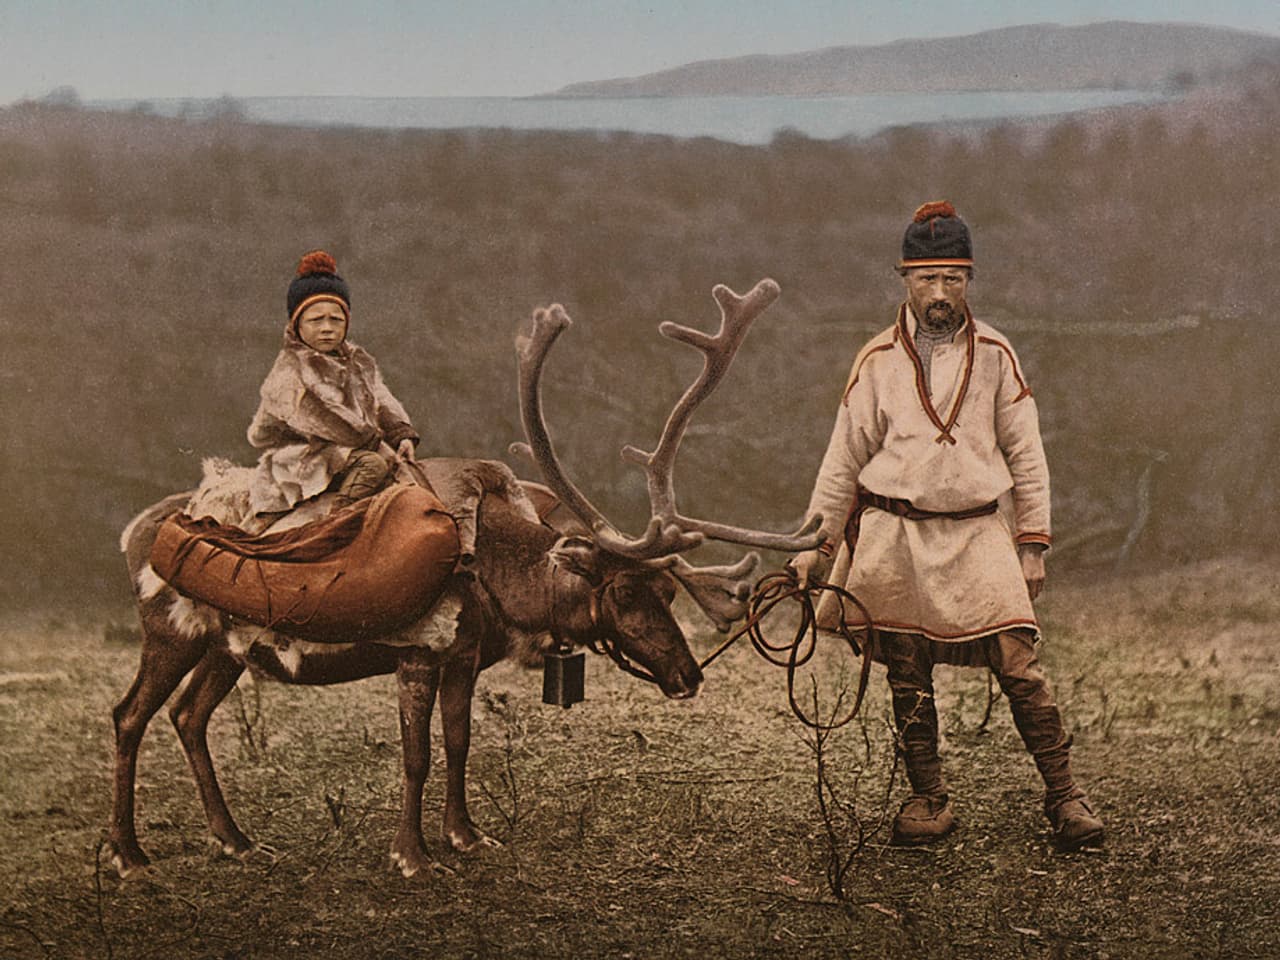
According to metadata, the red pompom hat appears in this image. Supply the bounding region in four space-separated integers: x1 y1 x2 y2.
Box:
286 250 352 328
898 201 973 270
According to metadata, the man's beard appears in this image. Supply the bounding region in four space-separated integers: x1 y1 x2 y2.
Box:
920 300 963 334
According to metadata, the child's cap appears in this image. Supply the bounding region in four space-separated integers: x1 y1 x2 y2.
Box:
287 250 351 326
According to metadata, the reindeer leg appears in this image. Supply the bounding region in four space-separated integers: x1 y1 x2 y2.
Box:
108 612 210 878
439 653 501 853
168 648 261 862
390 652 444 878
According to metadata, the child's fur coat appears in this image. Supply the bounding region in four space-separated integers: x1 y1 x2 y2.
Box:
247 331 418 515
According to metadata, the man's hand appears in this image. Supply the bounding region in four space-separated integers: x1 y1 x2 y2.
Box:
788 548 832 588
1019 544 1046 600
396 438 416 462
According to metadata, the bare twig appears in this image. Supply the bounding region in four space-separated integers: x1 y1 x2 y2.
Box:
873 714 906 845
0 918 53 959
93 837 114 960
1116 448 1168 568
803 679 872 903
476 691 523 838
978 670 1002 732
309 803 373 879
559 769 784 789
133 878 203 960
324 787 346 828
232 681 265 760
475 772 517 833
1100 686 1120 741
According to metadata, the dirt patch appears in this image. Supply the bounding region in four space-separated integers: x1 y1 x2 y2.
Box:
1 557 1278 958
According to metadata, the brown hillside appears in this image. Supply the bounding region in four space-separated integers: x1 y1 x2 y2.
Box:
1 61 1277 604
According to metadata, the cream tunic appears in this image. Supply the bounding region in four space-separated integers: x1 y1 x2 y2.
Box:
808 305 1050 645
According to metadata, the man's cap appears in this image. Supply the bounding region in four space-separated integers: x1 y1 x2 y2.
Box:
899 201 973 270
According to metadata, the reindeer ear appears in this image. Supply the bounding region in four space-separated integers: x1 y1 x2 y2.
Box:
548 536 601 583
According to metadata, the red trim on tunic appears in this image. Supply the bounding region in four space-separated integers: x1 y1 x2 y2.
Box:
842 616 1040 642
842 339 897 403
1016 532 1052 546
896 303 975 445
978 335 1033 402
951 320 976 438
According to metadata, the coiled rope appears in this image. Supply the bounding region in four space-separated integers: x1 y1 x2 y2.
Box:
700 571 877 731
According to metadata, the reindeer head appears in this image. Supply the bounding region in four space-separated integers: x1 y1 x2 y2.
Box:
536 532 697 698
511 280 824 696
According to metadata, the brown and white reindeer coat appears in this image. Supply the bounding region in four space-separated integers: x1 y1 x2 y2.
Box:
108 280 821 879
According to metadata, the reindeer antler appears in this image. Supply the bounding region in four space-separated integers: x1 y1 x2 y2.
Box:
657 554 760 633
621 280 823 552
515 304 704 559
513 280 824 561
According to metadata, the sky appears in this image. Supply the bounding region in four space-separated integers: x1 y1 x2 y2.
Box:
0 0 1277 103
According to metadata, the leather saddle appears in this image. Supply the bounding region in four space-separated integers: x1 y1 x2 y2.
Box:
150 483 460 642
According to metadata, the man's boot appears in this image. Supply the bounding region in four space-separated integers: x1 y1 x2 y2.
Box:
1013 704 1104 852
893 794 956 845
889 681 956 846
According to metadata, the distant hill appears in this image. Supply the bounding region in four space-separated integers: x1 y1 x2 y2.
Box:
551 21 1280 97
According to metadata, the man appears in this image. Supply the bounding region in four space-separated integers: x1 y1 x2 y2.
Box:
791 201 1104 852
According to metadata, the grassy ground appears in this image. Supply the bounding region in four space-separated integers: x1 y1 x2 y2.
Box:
1 555 1277 959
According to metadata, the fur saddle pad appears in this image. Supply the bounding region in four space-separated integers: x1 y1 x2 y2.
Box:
150 483 460 643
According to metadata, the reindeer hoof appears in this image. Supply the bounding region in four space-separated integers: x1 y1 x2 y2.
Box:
390 849 455 879
208 833 256 860
240 842 280 865
104 838 151 880
110 851 152 881
445 827 502 854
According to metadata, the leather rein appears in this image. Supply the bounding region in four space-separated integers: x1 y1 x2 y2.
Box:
700 571 877 731
548 560 876 730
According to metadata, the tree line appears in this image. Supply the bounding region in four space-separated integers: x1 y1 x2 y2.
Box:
1 62 1276 605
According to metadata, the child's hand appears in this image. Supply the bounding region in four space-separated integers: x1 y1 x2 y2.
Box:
396 438 416 462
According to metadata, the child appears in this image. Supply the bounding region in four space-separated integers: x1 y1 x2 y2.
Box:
247 250 420 517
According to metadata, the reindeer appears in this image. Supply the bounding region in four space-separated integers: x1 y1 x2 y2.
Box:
108 279 821 879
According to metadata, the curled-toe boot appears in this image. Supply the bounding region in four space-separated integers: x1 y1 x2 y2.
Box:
1014 704 1105 852
891 789 957 846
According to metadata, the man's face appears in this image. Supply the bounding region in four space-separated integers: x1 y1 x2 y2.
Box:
296 300 349 353
903 267 970 333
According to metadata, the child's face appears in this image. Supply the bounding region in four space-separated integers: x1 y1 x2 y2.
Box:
296 301 349 353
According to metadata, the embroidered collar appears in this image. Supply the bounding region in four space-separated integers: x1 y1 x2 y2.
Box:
895 302 975 445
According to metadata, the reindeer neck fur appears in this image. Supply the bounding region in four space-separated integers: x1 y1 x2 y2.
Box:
471 494 595 662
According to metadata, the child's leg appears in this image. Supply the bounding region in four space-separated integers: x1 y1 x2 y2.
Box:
336 450 392 502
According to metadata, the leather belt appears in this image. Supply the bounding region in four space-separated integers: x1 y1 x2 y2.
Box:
858 488 999 523
843 486 999 554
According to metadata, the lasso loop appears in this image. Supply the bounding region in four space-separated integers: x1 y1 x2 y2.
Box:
701 570 876 732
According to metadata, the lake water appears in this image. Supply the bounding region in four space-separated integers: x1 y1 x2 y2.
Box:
93 90 1167 145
